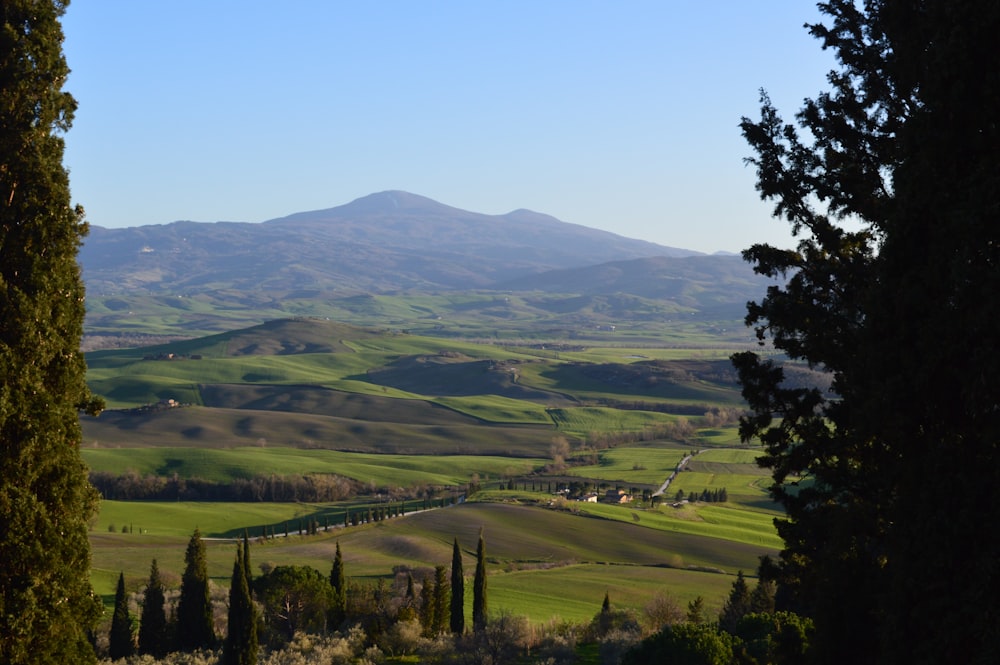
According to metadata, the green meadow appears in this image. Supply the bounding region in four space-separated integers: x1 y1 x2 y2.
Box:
84 447 544 486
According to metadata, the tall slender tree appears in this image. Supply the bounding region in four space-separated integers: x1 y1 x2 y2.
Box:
138 559 168 657
431 564 449 636
450 537 465 634
0 2 104 662
108 572 135 660
176 529 215 650
223 545 258 665
472 529 488 630
329 541 346 626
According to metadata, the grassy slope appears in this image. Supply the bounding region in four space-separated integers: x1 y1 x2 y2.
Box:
84 447 545 485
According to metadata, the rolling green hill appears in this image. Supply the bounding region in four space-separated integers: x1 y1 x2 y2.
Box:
83 318 750 456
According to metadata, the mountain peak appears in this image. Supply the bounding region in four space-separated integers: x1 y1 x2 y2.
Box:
338 190 454 214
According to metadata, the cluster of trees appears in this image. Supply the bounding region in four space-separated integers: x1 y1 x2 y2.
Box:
674 487 728 503
731 1 1000 662
101 530 491 663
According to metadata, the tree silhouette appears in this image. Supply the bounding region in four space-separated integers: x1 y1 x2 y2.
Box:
223 545 257 665
108 572 135 659
176 529 215 650
450 538 465 634
329 541 346 627
138 559 168 657
473 529 489 630
734 1 1000 662
718 571 751 634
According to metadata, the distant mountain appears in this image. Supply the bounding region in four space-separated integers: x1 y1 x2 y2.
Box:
79 191 700 295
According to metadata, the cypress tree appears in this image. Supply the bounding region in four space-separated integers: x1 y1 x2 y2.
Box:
223 545 258 665
138 559 168 657
432 564 449 636
406 573 416 602
329 541 346 626
450 537 465 634
176 529 215 650
108 572 135 660
0 2 105 662
472 529 488 630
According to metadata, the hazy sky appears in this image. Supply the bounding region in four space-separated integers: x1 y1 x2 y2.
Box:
62 2 834 254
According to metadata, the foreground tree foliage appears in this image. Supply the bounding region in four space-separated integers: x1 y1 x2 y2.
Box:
0 1 105 662
733 1 1000 662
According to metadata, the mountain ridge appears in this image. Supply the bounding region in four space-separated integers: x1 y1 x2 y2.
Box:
79 191 703 296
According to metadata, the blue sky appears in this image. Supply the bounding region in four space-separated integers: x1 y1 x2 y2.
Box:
62 2 833 254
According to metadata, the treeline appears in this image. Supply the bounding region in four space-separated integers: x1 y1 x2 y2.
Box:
90 471 361 502
675 487 728 503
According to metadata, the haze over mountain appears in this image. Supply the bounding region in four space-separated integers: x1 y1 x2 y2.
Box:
78 191 707 295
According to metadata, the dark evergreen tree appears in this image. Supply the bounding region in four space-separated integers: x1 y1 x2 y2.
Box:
176 529 215 650
223 545 258 665
718 571 751 634
108 572 135 659
0 2 105 662
450 537 465 634
472 529 488 630
138 559 168 657
733 2 1000 662
748 579 775 615
432 564 449 636
329 541 346 626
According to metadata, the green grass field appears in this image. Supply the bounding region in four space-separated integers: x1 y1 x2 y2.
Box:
84 447 544 486
564 444 692 485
